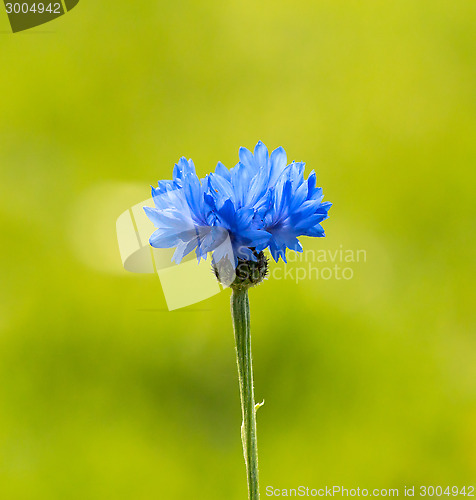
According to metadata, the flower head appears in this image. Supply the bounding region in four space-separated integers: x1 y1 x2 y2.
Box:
145 142 331 267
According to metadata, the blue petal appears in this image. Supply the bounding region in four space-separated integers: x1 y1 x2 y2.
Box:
235 207 255 228
291 199 323 222
245 165 269 207
149 229 179 248
231 162 253 208
172 237 199 264
269 147 287 186
294 213 327 231
239 147 257 173
215 161 231 182
208 172 235 209
173 157 195 181
144 207 187 229
216 199 236 228
240 229 272 249
288 181 308 213
317 201 332 213
253 140 269 168
305 224 326 237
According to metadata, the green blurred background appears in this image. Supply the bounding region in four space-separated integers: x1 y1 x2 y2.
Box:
1 1 475 498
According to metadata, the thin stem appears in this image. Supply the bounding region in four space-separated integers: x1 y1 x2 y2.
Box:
231 287 260 500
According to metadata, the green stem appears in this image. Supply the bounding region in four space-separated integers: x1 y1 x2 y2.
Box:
231 287 260 500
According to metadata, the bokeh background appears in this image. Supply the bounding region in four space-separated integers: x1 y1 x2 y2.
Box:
1 1 475 498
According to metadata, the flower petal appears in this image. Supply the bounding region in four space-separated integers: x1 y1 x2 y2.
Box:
253 140 269 168
269 146 287 186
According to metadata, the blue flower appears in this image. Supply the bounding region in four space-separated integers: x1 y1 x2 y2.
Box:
145 142 332 266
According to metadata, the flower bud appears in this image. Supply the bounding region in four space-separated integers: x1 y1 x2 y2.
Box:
214 251 268 290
